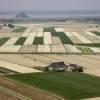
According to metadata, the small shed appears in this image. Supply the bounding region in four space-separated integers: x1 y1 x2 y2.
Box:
67 64 83 72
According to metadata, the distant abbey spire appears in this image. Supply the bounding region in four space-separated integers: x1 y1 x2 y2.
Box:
15 11 30 18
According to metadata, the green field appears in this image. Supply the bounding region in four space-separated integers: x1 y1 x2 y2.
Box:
57 32 73 44
77 46 93 53
15 37 26 45
76 43 100 48
91 31 100 36
12 27 26 32
6 72 100 100
44 27 55 33
44 28 73 44
33 37 44 45
0 37 9 46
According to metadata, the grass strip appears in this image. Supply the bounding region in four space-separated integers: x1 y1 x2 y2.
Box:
91 31 100 36
44 28 73 44
0 37 9 46
33 37 44 45
77 46 93 53
76 43 100 48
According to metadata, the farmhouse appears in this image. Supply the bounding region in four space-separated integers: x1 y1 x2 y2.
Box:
47 62 83 72
48 61 66 72
67 64 83 72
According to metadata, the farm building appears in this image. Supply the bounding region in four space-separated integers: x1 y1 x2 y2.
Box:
67 64 83 72
48 61 66 72
47 62 83 72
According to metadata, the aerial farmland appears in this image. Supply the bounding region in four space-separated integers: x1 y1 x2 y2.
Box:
0 0 100 99
0 22 100 76
0 22 100 100
0 23 100 54
0 22 100 75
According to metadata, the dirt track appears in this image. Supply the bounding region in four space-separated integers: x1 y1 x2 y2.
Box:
0 91 21 100
0 77 64 100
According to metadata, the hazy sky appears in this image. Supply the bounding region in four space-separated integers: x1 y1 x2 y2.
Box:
0 0 100 11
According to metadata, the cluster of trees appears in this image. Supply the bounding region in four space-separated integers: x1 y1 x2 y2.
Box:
4 24 15 29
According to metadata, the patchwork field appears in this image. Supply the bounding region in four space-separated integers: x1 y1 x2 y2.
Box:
0 23 100 54
0 53 99 100
0 23 100 100
0 54 99 77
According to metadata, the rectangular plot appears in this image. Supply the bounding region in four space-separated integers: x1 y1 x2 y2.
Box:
51 44 66 53
15 37 26 45
80 32 100 43
37 45 51 53
0 60 41 73
85 32 100 42
0 37 9 46
90 47 100 53
78 36 92 43
55 28 64 32
24 37 34 45
72 32 92 43
68 36 83 44
91 31 100 36
24 32 37 45
52 37 62 44
44 27 55 33
37 32 44 37
33 37 43 45
28 32 37 37
0 45 21 53
85 32 97 37
77 46 93 53
44 32 52 44
37 28 43 32
85 36 100 43
31 28 38 33
65 32 73 36
71 32 80 37
12 27 26 33
64 44 81 53
54 32 73 44
3 37 19 46
19 45 37 53
60 32 73 44
21 28 31 37
21 33 30 37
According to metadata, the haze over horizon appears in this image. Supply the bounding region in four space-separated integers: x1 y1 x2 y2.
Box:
0 0 100 12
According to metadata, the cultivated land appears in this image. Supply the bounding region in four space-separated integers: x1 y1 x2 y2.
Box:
0 54 99 76
0 23 100 54
12 27 26 33
0 22 100 100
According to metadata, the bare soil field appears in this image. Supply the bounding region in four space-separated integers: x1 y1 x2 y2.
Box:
0 91 20 100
